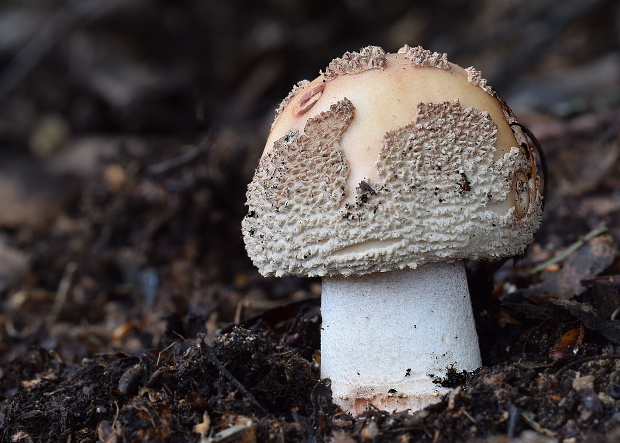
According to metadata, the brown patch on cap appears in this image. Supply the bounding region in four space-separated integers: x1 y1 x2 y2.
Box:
465 67 494 95
397 45 449 70
323 46 387 80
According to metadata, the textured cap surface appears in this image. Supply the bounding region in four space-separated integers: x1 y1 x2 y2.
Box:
243 46 543 277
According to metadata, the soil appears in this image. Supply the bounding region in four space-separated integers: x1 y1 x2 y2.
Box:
1 0 620 441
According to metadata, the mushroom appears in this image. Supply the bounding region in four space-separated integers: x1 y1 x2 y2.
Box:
242 45 543 414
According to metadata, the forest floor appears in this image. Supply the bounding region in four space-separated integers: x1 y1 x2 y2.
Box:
1 0 620 441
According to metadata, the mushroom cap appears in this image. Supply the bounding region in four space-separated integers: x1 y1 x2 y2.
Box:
243 45 543 277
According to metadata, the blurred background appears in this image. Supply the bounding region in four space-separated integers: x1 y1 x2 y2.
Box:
0 0 619 363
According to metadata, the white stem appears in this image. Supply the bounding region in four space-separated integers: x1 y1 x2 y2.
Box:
321 261 481 414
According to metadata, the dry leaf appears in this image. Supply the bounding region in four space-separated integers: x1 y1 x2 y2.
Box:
529 236 618 299
550 299 620 344
193 412 211 436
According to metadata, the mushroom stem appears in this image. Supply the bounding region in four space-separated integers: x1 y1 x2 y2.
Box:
321 261 481 414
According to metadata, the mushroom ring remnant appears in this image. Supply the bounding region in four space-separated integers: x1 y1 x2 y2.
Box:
242 45 543 414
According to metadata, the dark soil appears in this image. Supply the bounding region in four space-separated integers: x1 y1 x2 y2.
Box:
1 0 620 441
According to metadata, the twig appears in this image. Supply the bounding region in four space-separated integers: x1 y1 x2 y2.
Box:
507 405 520 439
520 412 556 437
47 262 77 324
201 419 253 443
554 354 620 378
196 333 269 416
147 130 216 175
423 428 433 440
447 386 461 410
462 409 477 425
112 401 120 429
529 225 609 274
156 342 177 367
147 147 205 175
